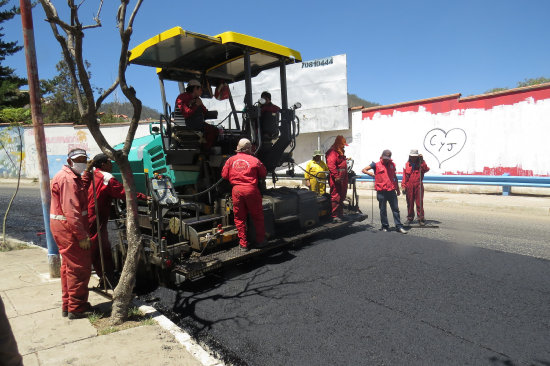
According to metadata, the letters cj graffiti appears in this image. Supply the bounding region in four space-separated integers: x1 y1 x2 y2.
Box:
423 128 467 168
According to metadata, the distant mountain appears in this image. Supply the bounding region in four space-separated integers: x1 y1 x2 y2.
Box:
99 102 160 120
347 93 380 108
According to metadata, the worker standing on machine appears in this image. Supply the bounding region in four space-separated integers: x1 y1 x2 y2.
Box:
50 148 93 319
87 153 147 288
221 138 268 251
304 150 328 195
401 149 430 226
260 91 280 113
175 79 219 150
326 135 349 222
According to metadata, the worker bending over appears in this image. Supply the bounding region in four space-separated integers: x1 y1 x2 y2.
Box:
304 150 328 195
222 139 268 251
402 149 430 226
87 153 147 288
326 135 349 222
50 148 93 319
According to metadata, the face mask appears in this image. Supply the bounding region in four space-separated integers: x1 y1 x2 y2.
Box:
71 162 87 175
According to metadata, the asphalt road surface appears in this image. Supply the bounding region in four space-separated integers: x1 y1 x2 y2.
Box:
2 185 549 365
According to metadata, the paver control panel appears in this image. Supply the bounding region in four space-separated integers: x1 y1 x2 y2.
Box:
150 175 179 206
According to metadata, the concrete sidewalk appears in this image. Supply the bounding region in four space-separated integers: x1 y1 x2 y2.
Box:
0 246 219 366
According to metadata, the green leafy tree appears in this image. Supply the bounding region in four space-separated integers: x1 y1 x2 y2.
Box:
516 77 550 88
41 58 100 124
485 77 550 94
484 87 508 94
0 107 30 123
0 1 30 122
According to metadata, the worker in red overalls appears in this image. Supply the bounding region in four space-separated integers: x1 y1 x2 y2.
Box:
175 79 219 150
50 148 93 319
260 91 280 113
401 149 430 226
87 153 147 288
221 138 267 251
326 135 349 222
362 149 408 234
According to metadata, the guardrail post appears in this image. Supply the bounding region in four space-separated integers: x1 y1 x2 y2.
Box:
501 173 511 196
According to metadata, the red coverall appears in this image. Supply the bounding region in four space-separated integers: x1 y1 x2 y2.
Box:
50 166 92 314
401 160 430 221
326 148 348 218
221 152 267 247
261 103 280 113
87 169 146 281
175 92 219 149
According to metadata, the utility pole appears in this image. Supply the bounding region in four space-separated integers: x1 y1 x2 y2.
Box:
20 0 60 277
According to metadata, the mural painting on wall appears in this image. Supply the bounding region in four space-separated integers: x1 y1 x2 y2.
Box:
423 128 467 168
0 126 24 178
25 128 90 178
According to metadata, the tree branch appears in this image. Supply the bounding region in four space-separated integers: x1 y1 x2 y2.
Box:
39 0 75 33
127 0 142 29
93 0 104 25
116 0 143 154
96 79 120 110
39 0 86 115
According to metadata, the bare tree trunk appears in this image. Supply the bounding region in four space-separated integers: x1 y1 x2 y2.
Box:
110 157 141 325
108 0 143 325
39 0 144 326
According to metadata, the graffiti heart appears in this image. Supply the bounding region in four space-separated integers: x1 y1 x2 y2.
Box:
423 128 467 168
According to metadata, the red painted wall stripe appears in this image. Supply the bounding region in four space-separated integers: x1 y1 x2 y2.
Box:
362 87 550 120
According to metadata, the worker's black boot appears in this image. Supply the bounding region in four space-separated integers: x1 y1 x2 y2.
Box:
68 311 92 320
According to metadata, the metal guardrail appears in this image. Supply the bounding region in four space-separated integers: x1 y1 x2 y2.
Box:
354 174 550 196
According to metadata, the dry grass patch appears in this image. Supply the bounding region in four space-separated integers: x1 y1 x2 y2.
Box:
0 238 31 252
89 306 155 335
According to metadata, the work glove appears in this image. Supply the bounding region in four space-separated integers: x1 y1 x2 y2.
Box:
78 237 91 250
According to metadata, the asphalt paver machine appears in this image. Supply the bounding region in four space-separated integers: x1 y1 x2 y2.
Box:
111 27 366 286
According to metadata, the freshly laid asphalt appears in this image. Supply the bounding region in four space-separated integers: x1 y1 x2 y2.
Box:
143 221 550 365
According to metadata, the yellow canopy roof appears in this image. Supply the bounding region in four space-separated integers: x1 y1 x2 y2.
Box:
129 27 302 83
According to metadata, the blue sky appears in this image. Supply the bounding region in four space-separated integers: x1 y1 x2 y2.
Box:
3 0 549 111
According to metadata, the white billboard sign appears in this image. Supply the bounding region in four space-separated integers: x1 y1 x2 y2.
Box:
203 54 348 133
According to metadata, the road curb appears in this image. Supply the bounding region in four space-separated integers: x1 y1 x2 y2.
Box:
136 301 225 366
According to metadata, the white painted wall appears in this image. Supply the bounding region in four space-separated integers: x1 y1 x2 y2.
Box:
348 97 550 176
